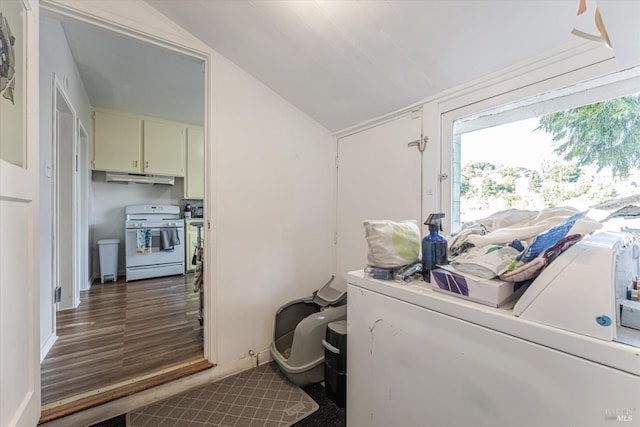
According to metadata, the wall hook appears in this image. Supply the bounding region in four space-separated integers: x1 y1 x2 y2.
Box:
408 135 428 153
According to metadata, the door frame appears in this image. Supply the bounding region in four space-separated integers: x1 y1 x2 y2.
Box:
76 119 90 291
39 0 215 363
52 74 79 310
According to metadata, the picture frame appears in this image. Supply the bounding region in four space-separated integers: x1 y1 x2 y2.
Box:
0 0 26 168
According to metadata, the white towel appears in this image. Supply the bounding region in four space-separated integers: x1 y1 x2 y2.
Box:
136 229 152 254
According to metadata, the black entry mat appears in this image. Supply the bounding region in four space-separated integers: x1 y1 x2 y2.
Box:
89 414 126 426
292 383 345 427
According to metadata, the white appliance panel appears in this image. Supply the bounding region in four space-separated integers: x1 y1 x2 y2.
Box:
348 271 640 374
514 232 628 341
348 284 640 427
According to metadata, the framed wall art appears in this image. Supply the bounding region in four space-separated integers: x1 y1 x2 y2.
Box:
0 0 25 168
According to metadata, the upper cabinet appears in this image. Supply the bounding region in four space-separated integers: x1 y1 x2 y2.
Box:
92 110 142 173
185 127 204 199
143 120 186 177
92 109 194 178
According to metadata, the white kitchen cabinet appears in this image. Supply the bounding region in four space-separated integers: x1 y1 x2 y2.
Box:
143 120 186 177
93 110 196 178
185 219 203 272
185 127 204 199
92 110 143 173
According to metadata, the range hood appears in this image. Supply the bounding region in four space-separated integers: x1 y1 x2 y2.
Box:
105 172 175 185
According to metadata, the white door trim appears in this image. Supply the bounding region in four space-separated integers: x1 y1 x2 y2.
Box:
76 120 91 292
52 74 78 311
39 0 216 364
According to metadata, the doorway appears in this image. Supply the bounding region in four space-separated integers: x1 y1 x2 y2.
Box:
39 6 209 419
76 120 91 292
53 77 78 311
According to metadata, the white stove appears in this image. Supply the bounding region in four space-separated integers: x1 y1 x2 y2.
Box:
124 205 185 282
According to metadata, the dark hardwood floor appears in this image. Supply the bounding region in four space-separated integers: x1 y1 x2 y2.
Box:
41 274 204 406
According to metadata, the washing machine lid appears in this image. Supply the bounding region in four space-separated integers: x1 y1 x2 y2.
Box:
313 276 346 306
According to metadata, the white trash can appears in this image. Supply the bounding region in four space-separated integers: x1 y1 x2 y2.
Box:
98 239 120 284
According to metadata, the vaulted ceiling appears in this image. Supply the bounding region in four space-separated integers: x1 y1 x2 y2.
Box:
57 0 605 133
146 0 601 132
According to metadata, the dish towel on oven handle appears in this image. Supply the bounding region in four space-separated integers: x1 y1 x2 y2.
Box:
136 229 152 254
160 228 180 251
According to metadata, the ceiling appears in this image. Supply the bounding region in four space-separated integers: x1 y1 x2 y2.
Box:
55 15 205 126
146 0 602 132
55 1 603 132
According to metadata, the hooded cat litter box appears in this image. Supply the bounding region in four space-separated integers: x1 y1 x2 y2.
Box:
270 276 347 386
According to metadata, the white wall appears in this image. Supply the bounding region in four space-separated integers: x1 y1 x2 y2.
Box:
211 54 335 364
39 14 93 354
90 173 185 276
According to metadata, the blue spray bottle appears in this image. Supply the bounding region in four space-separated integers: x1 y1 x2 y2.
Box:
422 213 448 282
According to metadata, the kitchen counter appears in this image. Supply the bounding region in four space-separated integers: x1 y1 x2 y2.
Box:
184 218 204 225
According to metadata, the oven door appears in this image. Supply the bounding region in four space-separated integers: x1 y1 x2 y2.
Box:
125 227 185 268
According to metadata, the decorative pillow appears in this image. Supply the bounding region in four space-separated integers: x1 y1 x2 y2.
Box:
363 220 421 268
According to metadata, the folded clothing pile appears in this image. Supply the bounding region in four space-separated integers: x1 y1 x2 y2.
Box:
449 207 602 285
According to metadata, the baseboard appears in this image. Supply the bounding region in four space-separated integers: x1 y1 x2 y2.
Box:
80 277 93 291
88 274 98 287
258 348 273 366
40 333 58 363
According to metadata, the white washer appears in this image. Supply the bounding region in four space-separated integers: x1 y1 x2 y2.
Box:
347 267 640 426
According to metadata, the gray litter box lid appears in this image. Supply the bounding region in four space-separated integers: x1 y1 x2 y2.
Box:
313 276 346 306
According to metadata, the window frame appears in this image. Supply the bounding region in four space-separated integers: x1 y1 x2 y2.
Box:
439 56 640 232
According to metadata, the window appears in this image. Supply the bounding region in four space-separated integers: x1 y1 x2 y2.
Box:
446 67 640 231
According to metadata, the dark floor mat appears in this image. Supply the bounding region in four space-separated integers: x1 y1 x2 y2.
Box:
89 414 126 427
292 383 345 427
